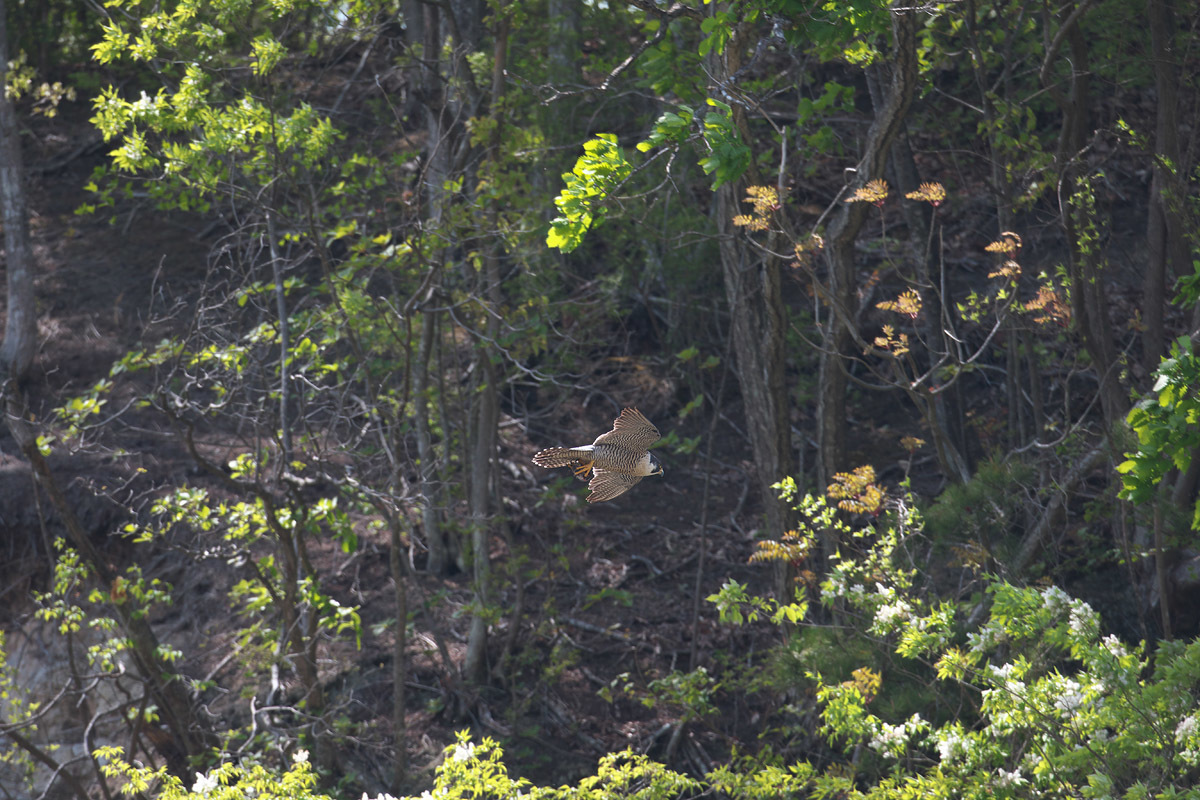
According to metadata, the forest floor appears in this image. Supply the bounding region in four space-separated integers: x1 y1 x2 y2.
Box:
2 95 1171 793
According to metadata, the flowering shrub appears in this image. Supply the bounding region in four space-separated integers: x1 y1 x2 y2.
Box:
98 479 1200 799
711 478 1200 798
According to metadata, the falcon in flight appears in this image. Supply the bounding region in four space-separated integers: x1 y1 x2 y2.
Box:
532 408 664 503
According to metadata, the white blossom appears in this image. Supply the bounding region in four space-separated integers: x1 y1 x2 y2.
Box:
994 767 1027 787
192 772 217 795
873 599 912 628
991 662 1016 679
452 741 476 762
1176 714 1199 742
869 714 926 758
131 90 156 113
293 749 309 764
966 622 1001 653
1067 601 1096 635
1040 585 1070 613
869 722 908 754
1100 634 1128 659
987 662 1026 696
1053 679 1085 715
824 571 846 597
937 728 966 762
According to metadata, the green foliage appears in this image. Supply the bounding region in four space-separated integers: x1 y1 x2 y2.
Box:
0 632 41 793
127 484 364 651
104 474 1200 800
548 97 750 252
84 0 353 219
3 50 77 117
98 746 324 799
1176 259 1200 307
640 38 704 101
707 579 807 626
697 99 751 189
98 734 703 800
769 0 891 63
33 539 170 660
547 134 633 252
637 106 695 153
713 478 1200 797
924 456 1036 555
1119 335 1200 529
603 668 719 725
699 10 742 57
794 81 855 163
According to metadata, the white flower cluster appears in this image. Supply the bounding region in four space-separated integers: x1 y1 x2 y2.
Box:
1040 586 1099 637
1067 601 1097 636
1176 712 1200 763
1052 678 1085 717
870 583 913 633
1092 634 1138 690
988 661 1026 695
994 767 1027 787
1177 714 1199 741
966 621 1001 654
1040 585 1071 614
1100 634 1128 659
868 713 926 758
936 726 967 763
192 773 217 795
131 90 157 114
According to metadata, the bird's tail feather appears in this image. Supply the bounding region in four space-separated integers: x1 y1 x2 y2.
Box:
532 447 586 469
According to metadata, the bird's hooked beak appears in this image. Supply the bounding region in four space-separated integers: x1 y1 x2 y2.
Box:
650 454 664 475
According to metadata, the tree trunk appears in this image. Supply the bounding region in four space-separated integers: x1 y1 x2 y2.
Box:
818 3 919 488
463 1 508 686
708 18 794 541
0 0 37 381
1142 0 1186 374
414 305 446 573
389 515 409 790
716 188 793 539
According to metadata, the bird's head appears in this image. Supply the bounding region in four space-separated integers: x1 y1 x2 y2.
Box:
648 453 664 476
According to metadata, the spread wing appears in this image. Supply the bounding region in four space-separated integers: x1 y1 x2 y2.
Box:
593 407 660 452
587 469 643 503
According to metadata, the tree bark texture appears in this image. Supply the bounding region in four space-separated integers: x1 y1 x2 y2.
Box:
390 516 409 789
1142 0 1187 374
709 18 794 540
817 4 918 487
463 1 508 686
0 0 37 381
414 306 445 573
716 188 794 539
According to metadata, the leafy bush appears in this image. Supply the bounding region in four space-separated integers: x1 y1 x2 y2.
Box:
94 476 1200 799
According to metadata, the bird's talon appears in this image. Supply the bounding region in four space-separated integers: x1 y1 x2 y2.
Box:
573 463 593 478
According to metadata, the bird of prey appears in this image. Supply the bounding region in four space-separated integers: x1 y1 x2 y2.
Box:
532 408 664 503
